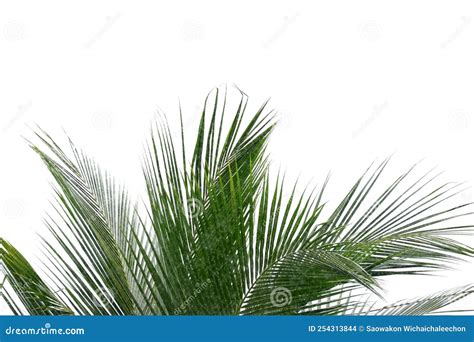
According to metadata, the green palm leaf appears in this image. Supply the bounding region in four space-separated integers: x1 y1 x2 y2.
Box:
1 86 473 315
0 238 72 315
361 285 474 315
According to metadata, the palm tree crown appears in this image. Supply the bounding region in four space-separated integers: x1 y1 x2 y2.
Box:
1 87 473 315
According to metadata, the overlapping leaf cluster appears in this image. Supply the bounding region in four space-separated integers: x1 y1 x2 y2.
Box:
1 87 473 315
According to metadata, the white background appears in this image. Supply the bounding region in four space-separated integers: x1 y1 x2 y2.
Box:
1 0 473 314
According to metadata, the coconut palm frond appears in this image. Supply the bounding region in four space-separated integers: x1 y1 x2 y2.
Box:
0 86 473 315
323 166 474 277
362 285 474 315
27 131 141 315
0 238 72 315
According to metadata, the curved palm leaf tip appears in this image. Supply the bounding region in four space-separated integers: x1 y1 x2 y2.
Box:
1 87 473 316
